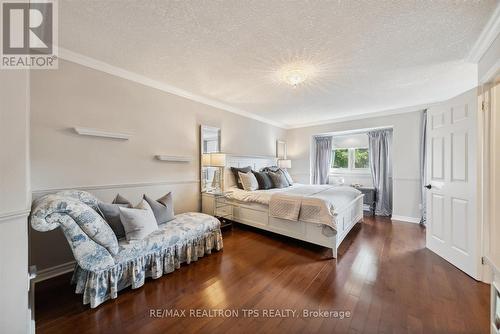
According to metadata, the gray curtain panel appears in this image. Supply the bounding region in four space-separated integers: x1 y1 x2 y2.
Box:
419 109 428 225
368 129 393 216
313 136 332 184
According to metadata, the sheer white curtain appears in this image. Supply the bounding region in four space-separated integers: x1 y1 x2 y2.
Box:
368 129 393 216
313 136 332 184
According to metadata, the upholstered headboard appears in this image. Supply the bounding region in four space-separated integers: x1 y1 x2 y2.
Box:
223 154 277 191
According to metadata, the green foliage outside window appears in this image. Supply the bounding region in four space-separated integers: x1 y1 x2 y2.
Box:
331 148 369 169
332 149 348 168
354 148 369 168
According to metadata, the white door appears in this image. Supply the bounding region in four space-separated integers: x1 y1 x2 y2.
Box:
426 88 480 279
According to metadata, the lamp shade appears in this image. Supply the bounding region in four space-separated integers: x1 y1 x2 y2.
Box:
202 153 226 167
209 153 226 167
278 159 291 169
201 153 212 167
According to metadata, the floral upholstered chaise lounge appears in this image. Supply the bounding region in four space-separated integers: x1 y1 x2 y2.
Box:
30 190 223 308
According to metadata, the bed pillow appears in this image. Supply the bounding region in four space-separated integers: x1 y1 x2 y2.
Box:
230 166 252 189
119 200 159 242
238 171 259 191
252 171 273 190
280 168 294 186
268 170 290 188
143 192 175 224
97 202 131 239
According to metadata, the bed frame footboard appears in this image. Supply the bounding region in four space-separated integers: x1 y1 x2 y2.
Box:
228 194 364 259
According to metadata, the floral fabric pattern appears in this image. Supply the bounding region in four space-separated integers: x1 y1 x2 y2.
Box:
30 190 223 308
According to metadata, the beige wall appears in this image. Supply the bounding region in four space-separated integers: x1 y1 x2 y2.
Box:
286 111 424 220
30 59 285 270
0 70 30 333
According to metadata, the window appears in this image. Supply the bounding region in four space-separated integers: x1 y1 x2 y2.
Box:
354 148 369 169
332 149 348 168
331 148 369 172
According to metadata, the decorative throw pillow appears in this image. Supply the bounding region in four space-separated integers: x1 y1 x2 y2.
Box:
119 200 159 242
230 166 252 189
280 168 294 186
112 193 132 206
97 202 131 239
260 166 280 173
252 171 273 190
268 170 290 188
238 171 259 191
143 192 175 224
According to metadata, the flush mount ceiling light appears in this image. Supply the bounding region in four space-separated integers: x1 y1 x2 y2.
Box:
278 62 317 88
284 69 307 87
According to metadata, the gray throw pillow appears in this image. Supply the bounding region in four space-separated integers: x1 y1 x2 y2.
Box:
143 192 175 224
97 202 131 239
268 170 290 188
253 171 273 190
119 200 159 242
113 193 132 206
261 166 280 173
231 166 252 189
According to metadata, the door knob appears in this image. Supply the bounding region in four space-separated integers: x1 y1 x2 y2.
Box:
425 184 432 189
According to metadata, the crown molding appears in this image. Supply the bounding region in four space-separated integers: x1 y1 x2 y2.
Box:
57 47 288 129
480 58 500 84
467 3 500 62
286 103 436 129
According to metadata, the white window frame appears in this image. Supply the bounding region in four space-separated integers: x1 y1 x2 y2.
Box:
330 147 370 175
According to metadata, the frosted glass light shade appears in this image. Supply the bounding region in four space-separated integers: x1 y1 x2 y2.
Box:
278 159 291 168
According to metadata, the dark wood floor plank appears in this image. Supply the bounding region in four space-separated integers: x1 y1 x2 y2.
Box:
35 217 490 334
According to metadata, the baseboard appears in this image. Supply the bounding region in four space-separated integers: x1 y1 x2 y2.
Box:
391 215 421 224
33 261 76 283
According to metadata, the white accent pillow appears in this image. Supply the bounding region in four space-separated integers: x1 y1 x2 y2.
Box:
281 168 294 185
119 200 159 242
238 171 259 191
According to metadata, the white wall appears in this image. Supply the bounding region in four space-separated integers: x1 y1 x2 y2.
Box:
0 70 30 333
286 111 424 220
30 59 285 271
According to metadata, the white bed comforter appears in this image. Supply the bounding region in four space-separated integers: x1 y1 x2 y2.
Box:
225 184 362 228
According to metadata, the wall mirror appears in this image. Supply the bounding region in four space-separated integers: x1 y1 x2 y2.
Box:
276 140 287 159
200 125 222 193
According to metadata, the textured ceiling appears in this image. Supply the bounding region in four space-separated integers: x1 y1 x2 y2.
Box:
59 0 497 128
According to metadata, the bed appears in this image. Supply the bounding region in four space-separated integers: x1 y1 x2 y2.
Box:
218 155 364 258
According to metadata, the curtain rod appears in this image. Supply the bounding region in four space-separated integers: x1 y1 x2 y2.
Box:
314 126 393 138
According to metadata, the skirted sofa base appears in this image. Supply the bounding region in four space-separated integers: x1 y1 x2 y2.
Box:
72 226 223 307
30 190 223 308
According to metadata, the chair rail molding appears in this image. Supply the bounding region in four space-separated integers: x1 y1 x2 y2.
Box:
31 179 200 196
0 209 31 223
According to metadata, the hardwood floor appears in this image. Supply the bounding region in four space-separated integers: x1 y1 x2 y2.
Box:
35 217 490 334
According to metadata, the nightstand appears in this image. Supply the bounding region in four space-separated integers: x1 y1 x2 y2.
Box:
201 192 233 229
352 186 376 215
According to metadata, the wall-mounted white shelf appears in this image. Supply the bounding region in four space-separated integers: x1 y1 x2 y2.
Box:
73 127 131 140
155 155 192 163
